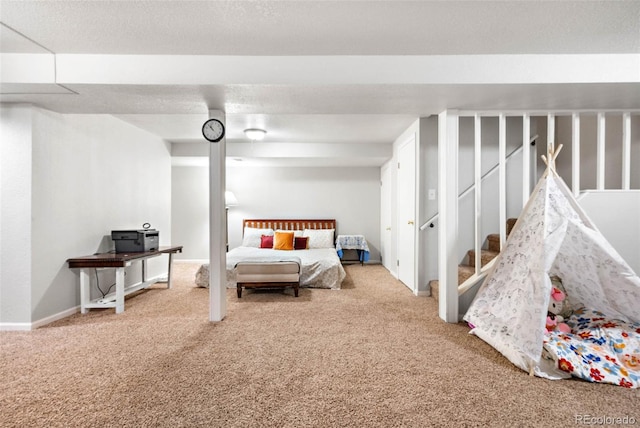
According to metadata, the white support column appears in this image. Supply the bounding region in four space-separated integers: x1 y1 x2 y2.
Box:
209 109 227 322
622 112 631 190
596 112 606 190
498 114 507 248
522 114 531 208
438 110 459 323
571 113 581 197
474 115 482 275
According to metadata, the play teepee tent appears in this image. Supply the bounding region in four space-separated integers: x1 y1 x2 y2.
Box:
464 145 640 382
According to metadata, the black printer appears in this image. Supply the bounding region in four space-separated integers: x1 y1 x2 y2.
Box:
111 229 159 253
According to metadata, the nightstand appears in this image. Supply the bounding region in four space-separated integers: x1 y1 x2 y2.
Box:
336 235 370 265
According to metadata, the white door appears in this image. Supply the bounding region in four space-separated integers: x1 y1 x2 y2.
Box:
397 135 416 291
380 162 393 274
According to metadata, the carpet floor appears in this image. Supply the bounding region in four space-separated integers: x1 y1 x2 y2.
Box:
1 263 638 427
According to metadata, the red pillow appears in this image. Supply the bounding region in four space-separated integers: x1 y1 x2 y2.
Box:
294 236 309 250
260 235 274 248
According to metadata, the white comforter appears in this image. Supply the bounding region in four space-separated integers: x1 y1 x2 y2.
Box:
195 247 346 290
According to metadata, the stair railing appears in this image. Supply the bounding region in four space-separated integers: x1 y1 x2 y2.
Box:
457 253 496 295
420 134 538 232
433 111 639 323
421 134 537 297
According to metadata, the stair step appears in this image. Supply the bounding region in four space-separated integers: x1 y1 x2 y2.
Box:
428 218 518 301
467 249 500 268
429 280 438 301
487 234 501 252
487 218 518 251
458 265 475 283
429 265 475 301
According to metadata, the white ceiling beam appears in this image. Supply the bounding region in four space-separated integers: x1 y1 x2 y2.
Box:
47 54 640 86
1 53 55 84
227 142 392 159
171 157 390 168
172 142 391 159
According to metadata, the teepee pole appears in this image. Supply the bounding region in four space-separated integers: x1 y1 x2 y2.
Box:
541 144 563 177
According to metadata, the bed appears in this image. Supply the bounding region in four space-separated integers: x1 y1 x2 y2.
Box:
542 307 640 388
195 219 346 290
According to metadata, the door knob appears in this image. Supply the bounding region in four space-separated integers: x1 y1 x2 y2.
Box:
386 227 391 231
408 220 414 225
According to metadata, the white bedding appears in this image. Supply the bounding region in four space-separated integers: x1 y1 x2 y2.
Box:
195 246 346 290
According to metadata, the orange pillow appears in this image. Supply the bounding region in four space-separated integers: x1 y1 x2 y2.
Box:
273 231 294 250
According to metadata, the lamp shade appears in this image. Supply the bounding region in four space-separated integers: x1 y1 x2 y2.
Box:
244 128 267 141
225 191 238 207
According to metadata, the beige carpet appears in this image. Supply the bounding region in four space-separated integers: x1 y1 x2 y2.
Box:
1 263 638 427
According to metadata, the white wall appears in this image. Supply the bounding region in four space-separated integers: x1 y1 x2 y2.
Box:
172 165 382 263
380 160 393 273
418 116 438 292
172 166 209 261
0 105 172 327
579 191 640 274
0 105 33 324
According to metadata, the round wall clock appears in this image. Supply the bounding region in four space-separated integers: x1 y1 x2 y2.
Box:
202 118 225 143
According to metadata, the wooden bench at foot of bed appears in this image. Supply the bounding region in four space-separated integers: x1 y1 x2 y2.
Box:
236 261 301 298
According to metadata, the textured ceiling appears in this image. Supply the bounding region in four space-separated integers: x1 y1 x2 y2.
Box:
2 1 639 55
1 1 639 166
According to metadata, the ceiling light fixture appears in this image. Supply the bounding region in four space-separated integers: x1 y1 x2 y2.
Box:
244 128 267 141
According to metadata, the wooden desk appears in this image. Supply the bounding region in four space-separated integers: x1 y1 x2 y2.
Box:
67 246 182 314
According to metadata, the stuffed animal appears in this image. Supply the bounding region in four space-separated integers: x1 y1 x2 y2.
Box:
546 286 571 334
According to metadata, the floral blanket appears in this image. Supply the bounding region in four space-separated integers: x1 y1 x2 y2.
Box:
543 308 640 388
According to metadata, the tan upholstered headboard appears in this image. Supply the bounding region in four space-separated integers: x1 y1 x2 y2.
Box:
243 219 336 234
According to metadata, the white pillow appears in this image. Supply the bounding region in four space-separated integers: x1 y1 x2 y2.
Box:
303 229 335 249
242 227 274 247
275 229 304 237
276 229 302 236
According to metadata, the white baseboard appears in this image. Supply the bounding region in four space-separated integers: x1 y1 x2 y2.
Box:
0 322 32 331
0 306 80 331
32 306 79 329
416 290 431 297
380 265 398 279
